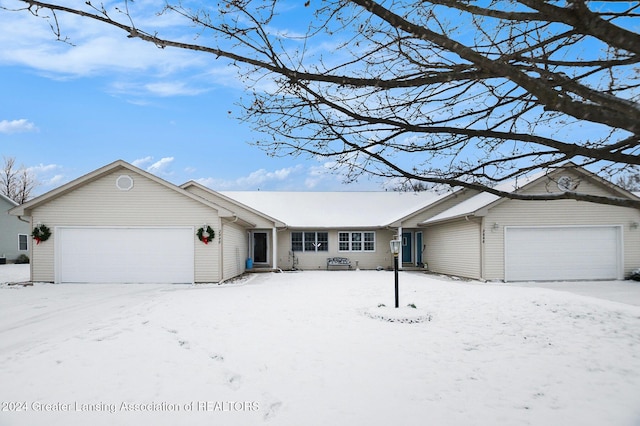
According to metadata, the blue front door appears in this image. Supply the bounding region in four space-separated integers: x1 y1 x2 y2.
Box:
402 232 412 263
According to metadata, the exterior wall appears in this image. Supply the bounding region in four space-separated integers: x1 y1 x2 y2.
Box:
424 219 482 279
0 196 30 262
275 228 397 270
483 198 640 280
30 169 221 283
222 220 248 281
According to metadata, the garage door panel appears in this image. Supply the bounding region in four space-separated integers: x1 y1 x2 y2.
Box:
57 227 194 284
505 226 622 282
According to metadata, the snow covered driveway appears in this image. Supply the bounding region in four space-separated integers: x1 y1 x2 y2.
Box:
1 266 639 426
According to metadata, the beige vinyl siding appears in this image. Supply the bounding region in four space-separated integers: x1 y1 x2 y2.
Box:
483 198 640 280
31 169 221 283
424 219 481 279
276 229 397 270
222 221 248 280
519 170 617 198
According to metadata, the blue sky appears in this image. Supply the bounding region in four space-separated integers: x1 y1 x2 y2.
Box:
0 1 384 196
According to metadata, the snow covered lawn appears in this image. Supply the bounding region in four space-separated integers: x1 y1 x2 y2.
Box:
1 265 639 426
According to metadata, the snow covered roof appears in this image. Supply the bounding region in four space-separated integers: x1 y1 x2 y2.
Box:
220 191 446 228
420 170 548 225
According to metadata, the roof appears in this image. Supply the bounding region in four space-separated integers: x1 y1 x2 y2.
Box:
181 181 286 228
0 192 18 207
419 172 545 225
221 191 446 228
420 164 640 225
9 160 238 218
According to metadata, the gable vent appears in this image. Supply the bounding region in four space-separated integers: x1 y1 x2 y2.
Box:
116 175 134 191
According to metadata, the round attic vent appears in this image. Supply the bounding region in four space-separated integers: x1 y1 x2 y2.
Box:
556 175 576 192
116 175 134 191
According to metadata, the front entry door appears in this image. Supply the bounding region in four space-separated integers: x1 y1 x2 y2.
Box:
402 232 412 263
253 232 268 263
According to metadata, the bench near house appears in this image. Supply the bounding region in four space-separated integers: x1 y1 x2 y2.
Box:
327 257 352 270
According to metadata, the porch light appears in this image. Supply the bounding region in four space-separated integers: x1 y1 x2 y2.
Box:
390 238 401 308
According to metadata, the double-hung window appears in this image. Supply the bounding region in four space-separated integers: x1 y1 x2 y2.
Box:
291 232 328 252
338 232 375 252
18 234 28 251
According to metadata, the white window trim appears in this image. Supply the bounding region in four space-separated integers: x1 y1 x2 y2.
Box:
18 234 29 251
291 231 329 252
338 231 376 252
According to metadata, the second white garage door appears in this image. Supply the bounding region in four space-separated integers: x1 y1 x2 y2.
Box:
504 226 623 282
56 227 194 284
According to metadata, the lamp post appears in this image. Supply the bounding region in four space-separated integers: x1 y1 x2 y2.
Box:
389 238 401 308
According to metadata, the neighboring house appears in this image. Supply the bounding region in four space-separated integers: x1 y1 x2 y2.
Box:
0 192 30 263
9 160 640 283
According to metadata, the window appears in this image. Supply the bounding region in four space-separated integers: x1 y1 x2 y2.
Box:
291 232 328 252
364 232 375 251
338 232 376 252
291 232 303 252
18 234 28 251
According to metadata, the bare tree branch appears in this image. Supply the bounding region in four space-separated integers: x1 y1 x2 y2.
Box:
3 0 639 207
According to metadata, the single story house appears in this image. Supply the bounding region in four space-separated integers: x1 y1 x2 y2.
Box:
1 192 31 263
9 160 640 283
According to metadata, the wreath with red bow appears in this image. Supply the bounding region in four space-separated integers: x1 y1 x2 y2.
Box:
197 226 215 245
32 224 52 245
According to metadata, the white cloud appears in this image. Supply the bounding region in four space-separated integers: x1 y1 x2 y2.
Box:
26 163 61 174
131 156 174 176
0 6 221 115
131 156 154 168
45 174 66 187
144 82 207 97
197 165 304 190
0 119 37 134
147 157 175 175
25 164 67 193
196 162 385 191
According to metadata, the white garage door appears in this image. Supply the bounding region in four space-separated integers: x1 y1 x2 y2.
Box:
504 226 622 282
56 227 194 284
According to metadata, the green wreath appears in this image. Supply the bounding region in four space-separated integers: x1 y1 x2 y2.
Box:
197 226 215 245
32 224 52 245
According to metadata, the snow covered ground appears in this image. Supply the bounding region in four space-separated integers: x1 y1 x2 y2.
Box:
1 264 639 426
